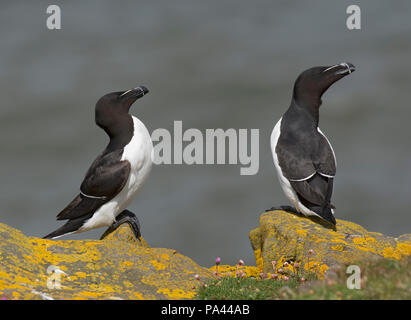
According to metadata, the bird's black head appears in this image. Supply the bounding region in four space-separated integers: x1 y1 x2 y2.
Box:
95 86 149 132
293 63 355 108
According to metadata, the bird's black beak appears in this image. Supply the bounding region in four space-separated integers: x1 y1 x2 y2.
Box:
323 62 356 76
120 86 149 100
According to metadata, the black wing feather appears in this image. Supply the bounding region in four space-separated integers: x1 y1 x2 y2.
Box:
276 122 336 181
290 174 333 207
56 149 130 221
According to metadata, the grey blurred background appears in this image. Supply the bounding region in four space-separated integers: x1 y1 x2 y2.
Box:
1 0 410 266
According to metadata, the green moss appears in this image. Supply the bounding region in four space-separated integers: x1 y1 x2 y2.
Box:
197 256 411 300
290 256 411 300
196 277 301 300
196 270 317 300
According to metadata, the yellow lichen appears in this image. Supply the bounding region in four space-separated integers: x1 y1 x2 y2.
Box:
75 272 87 278
382 247 401 260
157 288 195 299
252 210 411 279
254 249 264 271
121 261 134 268
396 243 411 258
208 265 261 278
123 280 134 288
331 245 345 252
352 236 375 246
149 260 167 271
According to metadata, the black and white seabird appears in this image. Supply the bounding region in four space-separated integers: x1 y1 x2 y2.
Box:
269 62 355 225
44 86 153 239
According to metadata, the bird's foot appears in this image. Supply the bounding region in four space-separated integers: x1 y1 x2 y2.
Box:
265 205 299 214
100 210 141 240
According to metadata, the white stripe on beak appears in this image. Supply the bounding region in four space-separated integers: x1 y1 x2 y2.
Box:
323 64 340 73
119 89 133 97
119 87 145 98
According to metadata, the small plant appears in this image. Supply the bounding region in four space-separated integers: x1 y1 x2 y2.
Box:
307 249 314 272
215 257 221 276
236 259 244 277
194 274 207 289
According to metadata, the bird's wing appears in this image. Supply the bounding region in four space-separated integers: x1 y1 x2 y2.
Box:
80 150 131 199
289 174 334 208
315 128 336 178
56 149 130 221
276 129 336 181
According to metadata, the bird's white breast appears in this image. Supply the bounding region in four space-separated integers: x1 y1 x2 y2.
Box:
270 118 298 206
120 115 153 198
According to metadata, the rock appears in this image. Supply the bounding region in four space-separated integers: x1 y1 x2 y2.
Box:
249 210 411 278
0 222 212 300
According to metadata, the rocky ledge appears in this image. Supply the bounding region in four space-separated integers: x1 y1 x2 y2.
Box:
0 222 212 300
1 210 410 299
250 210 411 278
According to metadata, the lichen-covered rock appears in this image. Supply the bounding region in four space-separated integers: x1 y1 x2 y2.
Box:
0 222 212 300
250 210 411 278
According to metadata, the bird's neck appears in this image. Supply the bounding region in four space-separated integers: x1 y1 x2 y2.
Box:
101 115 134 154
287 98 320 128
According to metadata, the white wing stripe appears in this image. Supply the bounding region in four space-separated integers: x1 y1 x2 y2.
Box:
317 127 337 168
288 172 316 182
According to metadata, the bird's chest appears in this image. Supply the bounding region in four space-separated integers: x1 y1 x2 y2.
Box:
121 117 153 190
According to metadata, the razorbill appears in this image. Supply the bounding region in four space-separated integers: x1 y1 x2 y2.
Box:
44 86 153 239
268 62 355 225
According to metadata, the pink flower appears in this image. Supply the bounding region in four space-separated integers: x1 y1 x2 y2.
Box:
215 257 221 265
283 262 289 267
278 268 284 274
300 277 306 282
194 274 200 280
308 249 314 255
283 276 289 281
238 259 244 266
294 262 300 268
271 274 278 279
259 272 266 279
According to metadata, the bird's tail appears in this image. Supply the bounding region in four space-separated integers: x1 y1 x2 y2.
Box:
43 228 75 240
309 205 336 226
321 207 336 225
43 213 93 239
